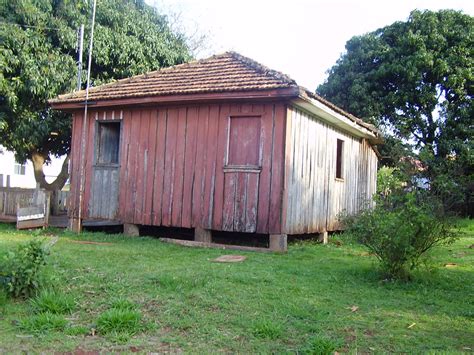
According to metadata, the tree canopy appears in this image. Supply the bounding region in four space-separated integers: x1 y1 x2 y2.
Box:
317 10 473 214
0 0 191 189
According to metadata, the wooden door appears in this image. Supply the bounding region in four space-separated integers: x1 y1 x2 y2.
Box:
88 121 121 219
222 115 261 232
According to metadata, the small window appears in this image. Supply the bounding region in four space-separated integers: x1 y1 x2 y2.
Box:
336 139 344 179
227 116 261 167
97 122 120 164
14 163 26 175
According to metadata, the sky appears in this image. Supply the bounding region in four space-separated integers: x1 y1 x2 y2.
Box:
148 0 473 90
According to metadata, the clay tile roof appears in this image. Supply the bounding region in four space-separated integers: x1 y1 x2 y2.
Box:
50 51 379 135
49 51 298 104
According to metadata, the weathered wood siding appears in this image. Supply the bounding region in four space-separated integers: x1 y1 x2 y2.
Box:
284 106 377 234
69 103 286 234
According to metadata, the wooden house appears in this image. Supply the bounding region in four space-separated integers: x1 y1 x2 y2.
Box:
50 52 380 251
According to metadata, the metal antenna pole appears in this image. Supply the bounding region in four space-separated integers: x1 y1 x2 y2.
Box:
77 0 97 232
76 24 84 91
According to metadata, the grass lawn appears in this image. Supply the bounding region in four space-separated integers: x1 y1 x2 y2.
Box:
0 220 473 353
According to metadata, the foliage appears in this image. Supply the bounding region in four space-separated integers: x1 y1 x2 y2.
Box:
1 240 49 298
342 190 457 280
30 289 75 314
317 10 474 214
0 0 191 188
376 166 406 197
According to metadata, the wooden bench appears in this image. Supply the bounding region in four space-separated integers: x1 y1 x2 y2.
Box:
16 188 50 230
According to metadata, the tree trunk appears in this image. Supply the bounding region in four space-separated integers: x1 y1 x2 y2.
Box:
31 152 70 191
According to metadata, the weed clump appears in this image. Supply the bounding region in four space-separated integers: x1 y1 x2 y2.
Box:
30 289 75 314
19 312 67 334
96 299 142 341
300 336 340 354
252 319 283 340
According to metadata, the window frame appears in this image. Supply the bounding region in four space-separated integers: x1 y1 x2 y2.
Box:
94 120 122 167
224 114 263 173
14 162 26 175
335 138 344 181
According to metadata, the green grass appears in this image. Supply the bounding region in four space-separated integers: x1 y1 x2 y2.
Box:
0 220 473 353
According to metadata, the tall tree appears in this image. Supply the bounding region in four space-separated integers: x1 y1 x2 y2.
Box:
0 0 191 190
317 10 473 214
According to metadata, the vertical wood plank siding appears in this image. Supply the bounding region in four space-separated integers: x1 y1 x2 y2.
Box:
69 103 286 234
284 106 377 234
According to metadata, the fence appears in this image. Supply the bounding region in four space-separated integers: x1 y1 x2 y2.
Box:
0 187 68 219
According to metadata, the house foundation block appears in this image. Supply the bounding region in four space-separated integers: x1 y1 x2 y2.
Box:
195 227 212 243
318 231 328 244
269 234 287 252
69 218 82 233
123 223 139 237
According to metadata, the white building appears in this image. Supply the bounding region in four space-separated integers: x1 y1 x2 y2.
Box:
0 145 66 188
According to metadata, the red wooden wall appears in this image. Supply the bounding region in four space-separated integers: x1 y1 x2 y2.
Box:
69 102 287 234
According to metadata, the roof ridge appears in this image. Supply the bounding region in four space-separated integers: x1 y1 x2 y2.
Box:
225 51 297 86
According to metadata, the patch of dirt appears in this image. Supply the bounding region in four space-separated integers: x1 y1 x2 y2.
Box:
69 240 114 246
444 263 458 268
43 232 58 237
354 251 374 257
55 336 181 354
364 329 375 337
343 327 357 343
212 255 246 263
57 348 99 355
206 305 221 313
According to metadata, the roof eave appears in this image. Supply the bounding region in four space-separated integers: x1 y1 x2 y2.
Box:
292 93 383 145
49 87 300 111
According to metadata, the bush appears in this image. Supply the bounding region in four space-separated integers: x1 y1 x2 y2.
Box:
377 166 405 197
342 191 457 280
1 240 49 298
